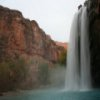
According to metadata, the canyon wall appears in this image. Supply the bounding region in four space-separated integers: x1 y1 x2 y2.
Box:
0 5 65 63
86 0 100 87
0 5 66 91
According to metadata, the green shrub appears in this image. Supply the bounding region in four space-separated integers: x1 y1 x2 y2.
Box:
0 36 8 60
0 62 12 91
58 49 67 66
0 57 27 92
38 63 50 85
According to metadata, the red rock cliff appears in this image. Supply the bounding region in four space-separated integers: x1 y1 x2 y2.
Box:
0 5 65 63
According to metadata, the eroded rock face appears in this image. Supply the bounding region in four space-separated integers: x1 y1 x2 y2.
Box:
86 0 100 87
0 5 67 89
0 5 65 63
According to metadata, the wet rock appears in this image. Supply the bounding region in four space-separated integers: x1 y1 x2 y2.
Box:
86 0 100 87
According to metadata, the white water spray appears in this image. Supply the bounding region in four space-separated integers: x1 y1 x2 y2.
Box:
65 7 91 91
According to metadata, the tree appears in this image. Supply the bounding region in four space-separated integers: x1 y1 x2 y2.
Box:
58 49 67 66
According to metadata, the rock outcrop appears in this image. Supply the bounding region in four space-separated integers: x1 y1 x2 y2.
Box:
0 5 65 63
86 0 100 87
55 41 67 50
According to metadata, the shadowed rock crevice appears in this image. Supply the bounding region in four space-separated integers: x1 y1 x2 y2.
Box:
86 0 100 87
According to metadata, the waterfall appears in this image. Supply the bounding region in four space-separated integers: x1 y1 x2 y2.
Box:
65 7 91 91
80 7 91 90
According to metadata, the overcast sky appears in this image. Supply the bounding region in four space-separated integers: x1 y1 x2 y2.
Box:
0 0 85 42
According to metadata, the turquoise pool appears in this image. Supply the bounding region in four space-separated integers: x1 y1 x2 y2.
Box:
0 89 100 100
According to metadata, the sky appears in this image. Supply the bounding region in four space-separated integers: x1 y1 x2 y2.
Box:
0 0 85 42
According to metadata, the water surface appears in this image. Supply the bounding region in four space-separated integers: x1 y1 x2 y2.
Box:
0 89 100 100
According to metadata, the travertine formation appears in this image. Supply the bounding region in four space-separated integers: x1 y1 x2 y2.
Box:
0 5 65 63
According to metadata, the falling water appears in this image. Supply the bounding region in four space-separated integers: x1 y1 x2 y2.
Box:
65 6 91 91
80 7 91 90
65 12 80 90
